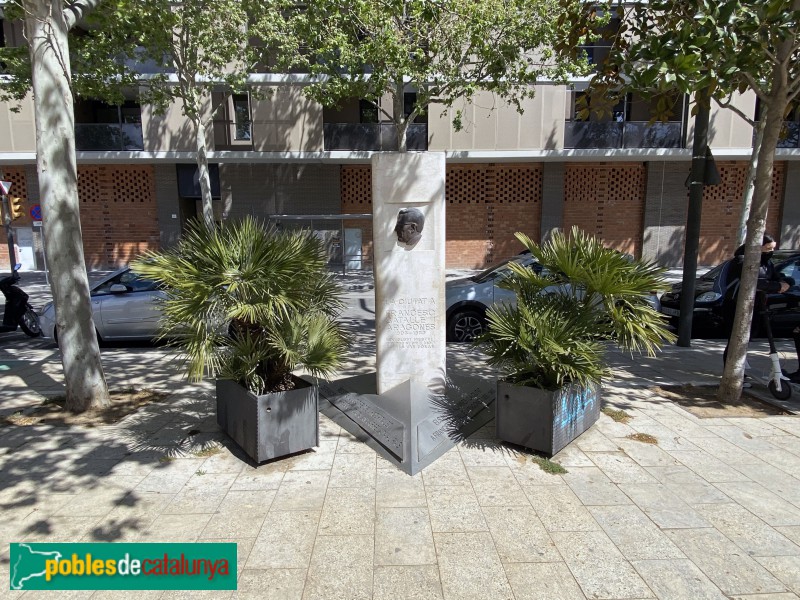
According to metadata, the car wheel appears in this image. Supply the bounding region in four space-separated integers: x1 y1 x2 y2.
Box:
447 309 485 343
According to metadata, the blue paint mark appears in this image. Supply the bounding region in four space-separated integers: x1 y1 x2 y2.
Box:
557 386 596 429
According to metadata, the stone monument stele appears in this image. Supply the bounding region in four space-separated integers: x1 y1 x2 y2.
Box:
315 152 495 475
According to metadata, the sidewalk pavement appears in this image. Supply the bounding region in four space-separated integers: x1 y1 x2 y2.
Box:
2 276 800 598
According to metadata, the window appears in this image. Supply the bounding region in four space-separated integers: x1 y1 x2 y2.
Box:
232 94 251 140
93 271 158 296
359 99 379 123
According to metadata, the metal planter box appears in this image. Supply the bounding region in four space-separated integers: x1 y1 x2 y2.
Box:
496 380 601 456
216 377 320 463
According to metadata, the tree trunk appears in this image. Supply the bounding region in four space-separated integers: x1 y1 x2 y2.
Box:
718 93 789 403
24 0 109 412
736 119 764 246
393 81 408 152
194 115 215 228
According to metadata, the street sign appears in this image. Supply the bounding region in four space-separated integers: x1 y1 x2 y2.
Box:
33 221 43 227
0 181 12 195
30 204 42 221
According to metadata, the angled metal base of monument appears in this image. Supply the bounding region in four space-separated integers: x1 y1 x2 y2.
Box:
314 372 496 475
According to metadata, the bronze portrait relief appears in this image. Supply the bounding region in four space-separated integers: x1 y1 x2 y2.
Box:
394 208 425 246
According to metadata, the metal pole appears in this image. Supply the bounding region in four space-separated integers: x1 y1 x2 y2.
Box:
2 194 15 270
676 90 711 347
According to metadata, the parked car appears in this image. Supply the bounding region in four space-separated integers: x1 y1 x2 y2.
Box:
446 250 663 343
658 249 800 336
445 254 541 342
39 267 165 343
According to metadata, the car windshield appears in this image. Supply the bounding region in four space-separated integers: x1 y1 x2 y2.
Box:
472 257 532 284
700 263 726 281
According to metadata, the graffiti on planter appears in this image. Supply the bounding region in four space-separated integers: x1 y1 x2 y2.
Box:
557 385 597 430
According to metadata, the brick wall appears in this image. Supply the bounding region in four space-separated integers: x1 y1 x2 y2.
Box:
341 165 373 269
0 167 30 270
564 163 646 256
77 165 160 269
698 161 785 265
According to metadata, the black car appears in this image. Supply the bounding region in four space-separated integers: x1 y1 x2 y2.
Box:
659 250 800 336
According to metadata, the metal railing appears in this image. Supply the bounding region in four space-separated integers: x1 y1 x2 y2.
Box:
323 123 428 151
75 123 144 151
564 121 683 149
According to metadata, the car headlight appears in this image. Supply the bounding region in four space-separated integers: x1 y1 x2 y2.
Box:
695 292 722 303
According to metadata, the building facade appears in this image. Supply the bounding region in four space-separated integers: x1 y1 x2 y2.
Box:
1 22 798 272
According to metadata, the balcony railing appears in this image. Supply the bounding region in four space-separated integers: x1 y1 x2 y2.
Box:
323 123 428 151
564 121 683 149
777 122 800 148
75 123 144 151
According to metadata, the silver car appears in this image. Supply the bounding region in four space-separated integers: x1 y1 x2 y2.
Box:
39 267 165 343
445 255 541 343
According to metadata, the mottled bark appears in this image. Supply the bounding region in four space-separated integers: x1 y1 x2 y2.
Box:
24 0 110 411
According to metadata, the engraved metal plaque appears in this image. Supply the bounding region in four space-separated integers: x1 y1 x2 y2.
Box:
319 381 405 460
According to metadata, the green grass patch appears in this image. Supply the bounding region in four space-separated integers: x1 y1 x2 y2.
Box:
531 455 568 474
627 432 658 445
602 406 632 423
193 445 222 458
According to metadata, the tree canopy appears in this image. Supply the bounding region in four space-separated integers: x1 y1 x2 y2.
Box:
270 0 594 150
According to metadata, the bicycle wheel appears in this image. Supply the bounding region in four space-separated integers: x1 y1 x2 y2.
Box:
768 379 792 400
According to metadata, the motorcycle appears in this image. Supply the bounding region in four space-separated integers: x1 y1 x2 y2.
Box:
0 264 42 337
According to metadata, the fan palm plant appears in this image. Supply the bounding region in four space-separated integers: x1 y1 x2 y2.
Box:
480 227 675 391
132 217 347 395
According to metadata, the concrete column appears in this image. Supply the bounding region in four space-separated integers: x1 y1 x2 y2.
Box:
642 161 690 266
540 162 564 242
372 152 446 396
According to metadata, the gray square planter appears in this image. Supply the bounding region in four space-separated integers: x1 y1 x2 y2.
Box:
216 377 320 463
495 380 600 456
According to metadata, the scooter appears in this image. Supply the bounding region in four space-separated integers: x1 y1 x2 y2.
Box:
749 292 792 400
0 264 41 337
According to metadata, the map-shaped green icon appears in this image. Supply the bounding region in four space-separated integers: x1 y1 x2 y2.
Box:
10 543 63 590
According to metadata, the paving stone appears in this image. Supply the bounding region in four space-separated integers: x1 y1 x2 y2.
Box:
425 485 487 533
270 470 330 511
236 567 306 600
504 452 569 485
694 503 800 557
714 481 800 527
482 506 560 563
563 466 636 506
318 486 375 536
644 465 732 505
200 490 274 539
522 484 601 532
503 562 586 600
551 530 653 599
666 528 789 596
458 442 512 467
139 512 212 542
620 483 712 529
755 556 800 594
615 438 681 467
284 441 337 471
667 449 753 483
466 466 530 507
375 507 436 566
248 510 320 569
373 565 443 600
421 449 470 487
230 463 288 491
328 452 376 489
434 532 514 600
302 534 373 600
588 504 684 561
376 468 426 508
630 558 727 599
